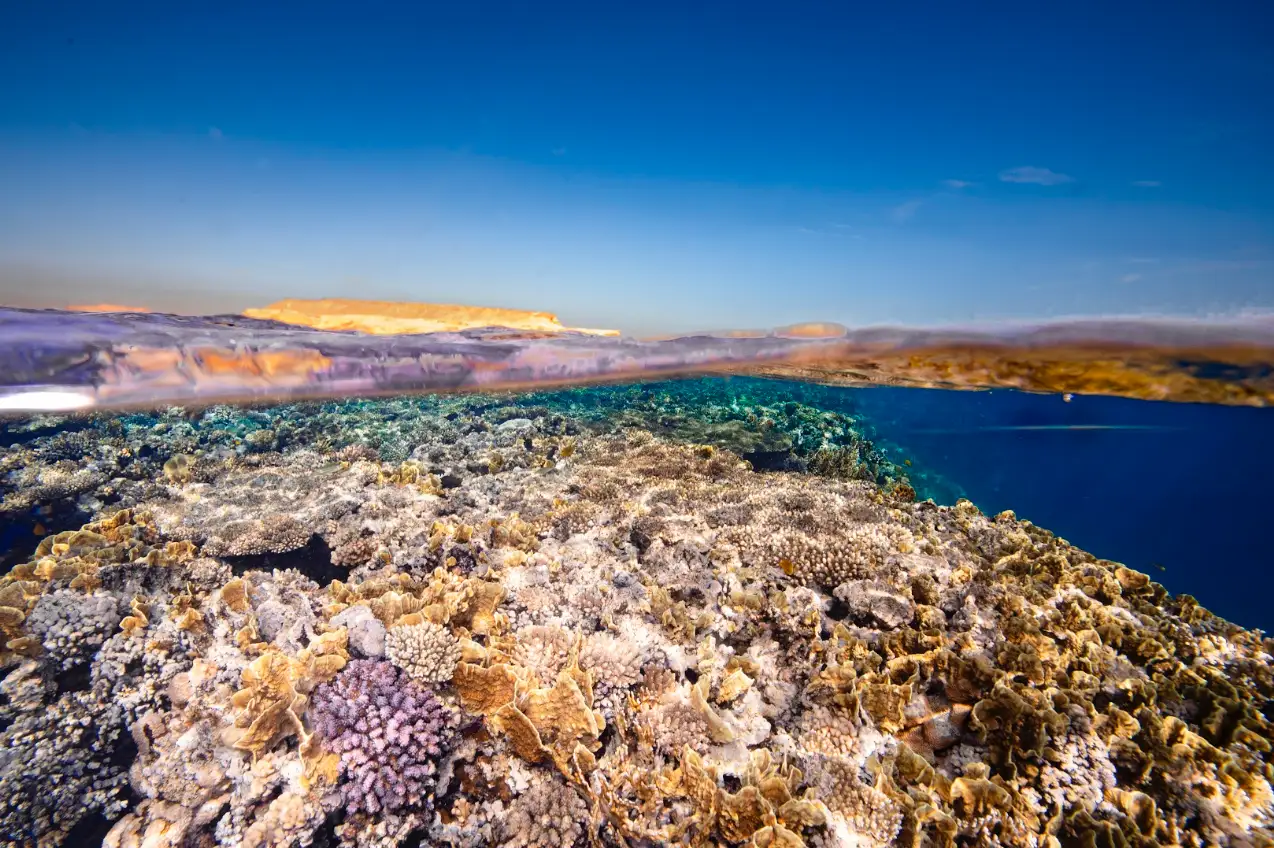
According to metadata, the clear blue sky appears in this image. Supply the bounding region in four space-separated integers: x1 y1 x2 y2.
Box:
1 1 1272 334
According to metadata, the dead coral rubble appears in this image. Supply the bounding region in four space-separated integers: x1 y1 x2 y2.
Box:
0 399 1270 848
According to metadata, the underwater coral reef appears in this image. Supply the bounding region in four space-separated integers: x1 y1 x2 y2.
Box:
0 381 1271 848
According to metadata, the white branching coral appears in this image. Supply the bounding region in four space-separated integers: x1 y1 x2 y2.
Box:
640 698 712 755
512 625 575 683
209 515 314 557
579 632 643 688
26 589 122 670
510 586 560 621
500 773 592 848
803 754 904 847
385 621 461 684
746 523 916 587
1036 727 1117 812
797 704 863 758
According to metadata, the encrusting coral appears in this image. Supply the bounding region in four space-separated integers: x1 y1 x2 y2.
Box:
0 380 1269 847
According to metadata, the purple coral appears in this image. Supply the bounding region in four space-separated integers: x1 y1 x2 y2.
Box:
310 659 454 815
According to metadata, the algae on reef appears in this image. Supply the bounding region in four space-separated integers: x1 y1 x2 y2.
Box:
0 383 1270 848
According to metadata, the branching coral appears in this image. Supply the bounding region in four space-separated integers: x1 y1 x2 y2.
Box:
0 690 134 843
212 514 314 557
802 754 904 846
639 695 713 755
500 771 593 848
0 464 106 513
310 659 455 815
797 704 867 759
385 620 461 683
579 631 644 688
754 522 917 587
332 534 380 567
25 588 123 670
512 624 575 684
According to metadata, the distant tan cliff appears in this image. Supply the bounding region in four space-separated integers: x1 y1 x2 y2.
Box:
241 298 619 336
67 304 154 313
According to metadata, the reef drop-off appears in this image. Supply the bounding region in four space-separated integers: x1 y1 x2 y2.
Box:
0 386 1271 848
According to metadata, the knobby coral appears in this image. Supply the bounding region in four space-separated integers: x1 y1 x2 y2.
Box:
310 659 455 815
385 620 461 683
26 588 122 670
501 772 594 848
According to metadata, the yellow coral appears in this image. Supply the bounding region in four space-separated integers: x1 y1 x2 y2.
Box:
227 652 309 757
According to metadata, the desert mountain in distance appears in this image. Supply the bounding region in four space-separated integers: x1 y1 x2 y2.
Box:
67 304 154 313
242 298 620 336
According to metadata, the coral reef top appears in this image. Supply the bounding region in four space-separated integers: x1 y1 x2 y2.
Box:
0 390 1271 847
241 298 620 337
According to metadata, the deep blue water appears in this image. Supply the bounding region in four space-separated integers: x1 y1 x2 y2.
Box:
853 387 1274 632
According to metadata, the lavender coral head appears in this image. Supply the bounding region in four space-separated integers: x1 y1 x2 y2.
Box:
310 659 454 815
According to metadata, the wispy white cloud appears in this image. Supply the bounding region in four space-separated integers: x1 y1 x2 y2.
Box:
1116 257 1271 285
892 199 924 222
209 126 224 141
551 147 567 156
795 223 863 239
1126 257 1160 264
1131 180 1161 188
1177 259 1271 273
942 179 973 189
998 166 1073 186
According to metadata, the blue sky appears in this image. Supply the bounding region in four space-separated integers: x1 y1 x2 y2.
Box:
1 1 1272 334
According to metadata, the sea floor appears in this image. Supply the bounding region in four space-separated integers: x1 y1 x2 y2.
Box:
0 384 1271 848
